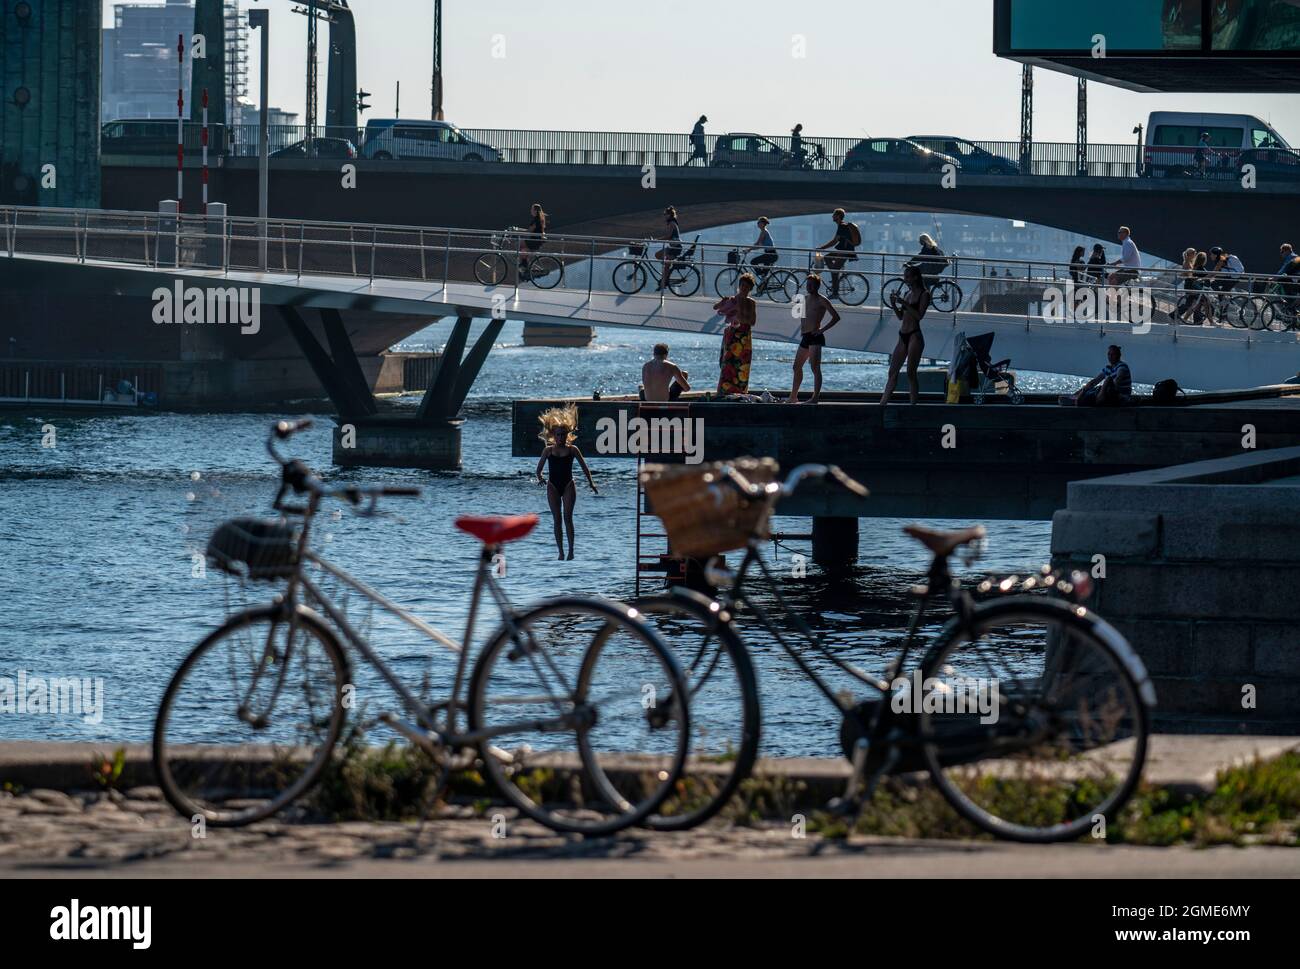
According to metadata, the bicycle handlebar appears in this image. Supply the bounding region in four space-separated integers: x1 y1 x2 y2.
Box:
264 421 423 513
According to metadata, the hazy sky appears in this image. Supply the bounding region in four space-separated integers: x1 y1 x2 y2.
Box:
108 0 1300 143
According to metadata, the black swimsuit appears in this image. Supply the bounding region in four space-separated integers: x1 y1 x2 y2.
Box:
548 449 576 491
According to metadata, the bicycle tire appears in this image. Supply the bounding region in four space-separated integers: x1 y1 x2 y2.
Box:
633 590 761 831
612 261 647 295
1223 297 1249 328
767 270 798 303
669 265 702 298
714 267 741 298
153 605 350 828
917 596 1151 844
880 277 905 307
528 254 564 290
467 597 690 837
931 280 963 313
474 252 509 286
836 272 871 306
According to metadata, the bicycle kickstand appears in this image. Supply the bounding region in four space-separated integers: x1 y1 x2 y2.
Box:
827 740 900 838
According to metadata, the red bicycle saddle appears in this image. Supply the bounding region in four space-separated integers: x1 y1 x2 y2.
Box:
455 515 539 545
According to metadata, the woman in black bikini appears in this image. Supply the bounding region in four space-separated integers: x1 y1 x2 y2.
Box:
881 264 930 406
535 404 598 560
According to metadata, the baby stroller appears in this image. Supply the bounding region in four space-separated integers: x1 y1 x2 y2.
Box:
954 332 1024 404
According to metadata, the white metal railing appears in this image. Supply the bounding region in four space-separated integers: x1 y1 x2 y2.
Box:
3 204 1298 334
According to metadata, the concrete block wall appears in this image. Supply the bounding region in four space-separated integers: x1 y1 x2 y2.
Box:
1051 447 1300 734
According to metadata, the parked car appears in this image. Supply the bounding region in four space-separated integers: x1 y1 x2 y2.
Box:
907 136 1017 175
842 138 960 174
270 137 358 159
1143 111 1292 178
101 119 228 155
710 133 798 169
359 119 502 162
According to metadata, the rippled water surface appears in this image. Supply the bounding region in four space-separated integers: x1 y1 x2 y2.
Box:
0 321 1084 756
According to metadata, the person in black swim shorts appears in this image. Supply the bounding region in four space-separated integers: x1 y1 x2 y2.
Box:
788 274 840 404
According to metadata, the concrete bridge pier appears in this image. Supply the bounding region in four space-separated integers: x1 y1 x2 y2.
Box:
812 516 859 571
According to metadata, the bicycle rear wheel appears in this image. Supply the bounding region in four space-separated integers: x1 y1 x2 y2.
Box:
468 598 690 836
836 271 871 305
633 591 761 831
669 265 702 297
612 261 647 295
527 254 563 290
152 605 349 827
931 280 963 312
918 597 1151 844
474 252 510 286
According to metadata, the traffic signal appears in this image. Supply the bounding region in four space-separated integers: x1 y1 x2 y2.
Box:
356 90 371 114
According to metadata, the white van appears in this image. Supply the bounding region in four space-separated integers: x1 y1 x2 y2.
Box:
359 119 502 163
1144 112 1290 177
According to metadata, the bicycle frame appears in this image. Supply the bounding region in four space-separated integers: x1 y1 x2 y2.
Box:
270 489 569 753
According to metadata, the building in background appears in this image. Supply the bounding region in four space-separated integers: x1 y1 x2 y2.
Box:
101 0 249 123
0 0 103 208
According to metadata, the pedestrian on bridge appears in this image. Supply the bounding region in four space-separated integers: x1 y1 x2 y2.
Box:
686 116 709 166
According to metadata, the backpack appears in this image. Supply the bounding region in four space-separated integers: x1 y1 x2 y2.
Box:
1152 379 1184 405
847 222 862 247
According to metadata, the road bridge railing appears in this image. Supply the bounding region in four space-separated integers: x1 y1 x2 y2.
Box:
4 205 1297 335
209 124 1300 182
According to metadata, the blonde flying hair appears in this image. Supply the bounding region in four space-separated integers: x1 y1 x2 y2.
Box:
919 233 936 248
538 403 579 446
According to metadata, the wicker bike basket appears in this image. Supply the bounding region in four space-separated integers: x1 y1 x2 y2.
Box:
207 518 299 582
640 458 780 558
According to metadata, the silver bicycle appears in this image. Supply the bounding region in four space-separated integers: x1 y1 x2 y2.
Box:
153 420 690 836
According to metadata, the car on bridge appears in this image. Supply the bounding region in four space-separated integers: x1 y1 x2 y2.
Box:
101 119 229 156
907 136 1018 175
710 133 801 169
1239 145 1300 182
359 119 502 163
270 137 358 160
842 138 960 175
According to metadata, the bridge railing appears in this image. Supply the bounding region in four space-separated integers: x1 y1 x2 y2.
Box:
208 124 1300 180
4 205 1296 333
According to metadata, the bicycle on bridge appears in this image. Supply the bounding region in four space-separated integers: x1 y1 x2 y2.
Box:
154 420 691 836
634 461 1153 842
474 227 565 289
880 257 964 313
714 249 799 303
612 237 703 297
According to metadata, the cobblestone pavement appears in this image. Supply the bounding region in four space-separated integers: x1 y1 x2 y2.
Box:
3 788 1299 878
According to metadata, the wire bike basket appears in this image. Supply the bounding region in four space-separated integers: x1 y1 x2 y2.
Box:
640 457 779 558
206 518 300 582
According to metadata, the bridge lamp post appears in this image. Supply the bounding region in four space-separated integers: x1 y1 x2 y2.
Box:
250 8 271 270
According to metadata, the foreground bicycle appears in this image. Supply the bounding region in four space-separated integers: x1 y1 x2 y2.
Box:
473 227 564 289
154 420 689 836
636 461 1154 842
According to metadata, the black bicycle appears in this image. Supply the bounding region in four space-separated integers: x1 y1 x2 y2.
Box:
881 262 964 313
636 463 1153 842
474 227 564 289
715 249 798 303
612 238 702 297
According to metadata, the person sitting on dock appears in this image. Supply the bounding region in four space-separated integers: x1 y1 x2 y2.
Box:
787 274 840 405
642 343 691 402
535 404 598 561
1073 345 1132 408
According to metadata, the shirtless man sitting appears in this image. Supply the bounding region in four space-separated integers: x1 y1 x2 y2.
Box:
787 274 841 404
641 343 691 402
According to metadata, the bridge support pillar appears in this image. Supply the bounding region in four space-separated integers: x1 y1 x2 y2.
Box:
333 417 464 471
812 516 858 572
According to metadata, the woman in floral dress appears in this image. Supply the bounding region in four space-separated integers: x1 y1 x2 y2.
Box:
715 273 757 396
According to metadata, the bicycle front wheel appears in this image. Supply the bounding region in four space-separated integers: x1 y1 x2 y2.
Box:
633 591 761 831
468 598 690 836
474 252 509 286
879 277 905 307
612 260 647 295
714 267 741 298
669 265 702 297
767 269 798 303
931 280 963 313
918 597 1151 844
528 254 564 290
152 605 349 828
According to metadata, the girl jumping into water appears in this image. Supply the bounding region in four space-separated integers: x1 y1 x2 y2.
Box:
535 404 598 560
